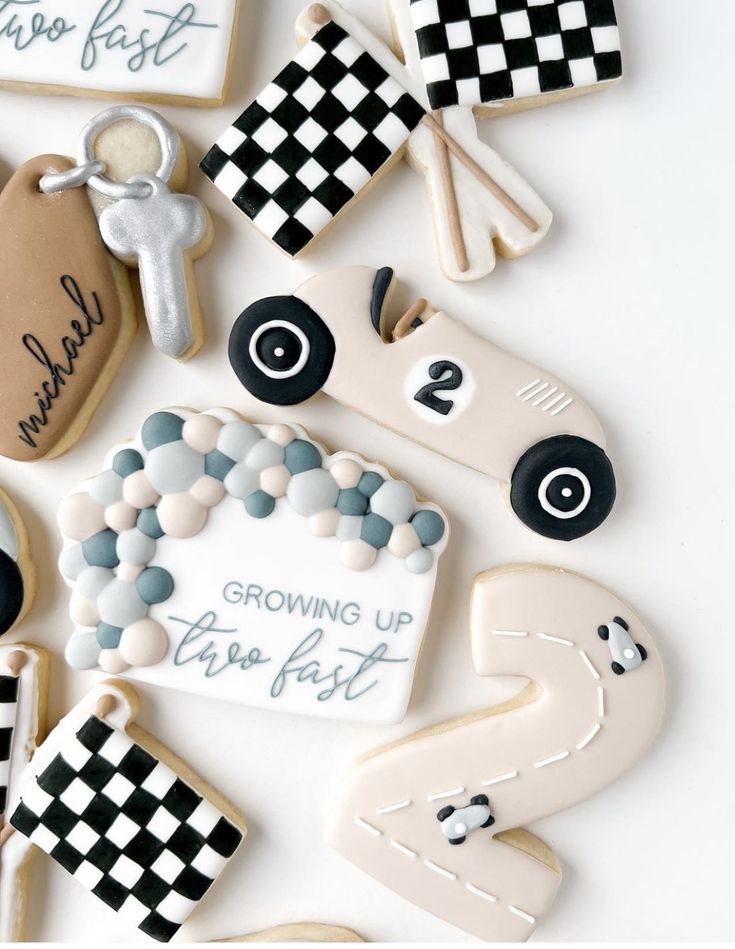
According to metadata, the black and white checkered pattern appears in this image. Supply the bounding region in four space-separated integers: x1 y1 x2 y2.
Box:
0 673 19 814
10 716 242 943
201 20 426 257
409 0 621 109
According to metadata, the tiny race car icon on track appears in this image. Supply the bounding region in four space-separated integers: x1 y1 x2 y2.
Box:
597 616 648 675
436 794 495 845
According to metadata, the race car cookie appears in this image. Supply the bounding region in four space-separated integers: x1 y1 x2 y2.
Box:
324 565 666 941
5 680 245 942
0 1 242 107
0 490 36 637
59 408 449 725
0 645 48 944
229 266 616 541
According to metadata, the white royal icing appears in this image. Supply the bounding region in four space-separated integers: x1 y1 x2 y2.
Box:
59 409 449 725
0 646 43 944
0 1 240 101
296 1 553 282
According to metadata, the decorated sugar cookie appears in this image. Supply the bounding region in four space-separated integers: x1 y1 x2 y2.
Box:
392 0 621 115
0 1 242 107
60 408 449 724
390 0 621 279
0 153 136 462
201 1 552 282
325 565 665 941
46 105 214 362
5 680 245 943
218 923 364 942
0 645 48 943
0 490 36 637
229 266 616 541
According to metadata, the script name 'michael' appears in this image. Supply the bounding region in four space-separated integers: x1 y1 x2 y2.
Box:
17 275 105 450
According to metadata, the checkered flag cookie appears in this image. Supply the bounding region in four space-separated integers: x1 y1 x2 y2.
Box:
0 673 19 814
10 715 243 942
201 20 426 257
409 0 622 110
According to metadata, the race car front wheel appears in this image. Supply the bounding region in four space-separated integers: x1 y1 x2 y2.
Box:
229 296 336 406
510 435 616 541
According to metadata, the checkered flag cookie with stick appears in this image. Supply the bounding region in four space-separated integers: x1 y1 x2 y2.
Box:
202 2 549 279
201 17 426 257
0 669 19 817
408 0 622 110
7 689 244 943
0 647 47 944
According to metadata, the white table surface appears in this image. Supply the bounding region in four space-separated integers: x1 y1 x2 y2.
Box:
0 0 732 942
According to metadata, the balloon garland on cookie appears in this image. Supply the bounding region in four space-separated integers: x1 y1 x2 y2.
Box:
60 408 449 725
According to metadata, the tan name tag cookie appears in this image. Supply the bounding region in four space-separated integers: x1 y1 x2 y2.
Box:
0 155 136 463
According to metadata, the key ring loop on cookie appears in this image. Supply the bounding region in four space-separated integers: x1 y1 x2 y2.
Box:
38 106 179 199
81 105 179 201
39 158 108 195
80 105 179 200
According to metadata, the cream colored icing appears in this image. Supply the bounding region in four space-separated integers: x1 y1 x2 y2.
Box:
293 266 606 481
324 566 666 941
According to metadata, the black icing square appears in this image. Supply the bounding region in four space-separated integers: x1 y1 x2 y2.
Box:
76 716 114 753
38 754 76 796
118 745 157 786
207 817 243 858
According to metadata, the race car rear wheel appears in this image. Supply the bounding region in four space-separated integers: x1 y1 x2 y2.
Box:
510 436 616 541
229 296 336 406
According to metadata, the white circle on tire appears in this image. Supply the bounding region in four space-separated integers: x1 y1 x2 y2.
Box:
249 321 310 380
538 467 591 520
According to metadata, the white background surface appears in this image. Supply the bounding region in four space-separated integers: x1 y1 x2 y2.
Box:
0 0 733 941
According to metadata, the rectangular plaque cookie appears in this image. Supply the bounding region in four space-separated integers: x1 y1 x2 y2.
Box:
0 1 242 106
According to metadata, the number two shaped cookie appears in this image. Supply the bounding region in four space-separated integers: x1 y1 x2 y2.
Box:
325 566 665 941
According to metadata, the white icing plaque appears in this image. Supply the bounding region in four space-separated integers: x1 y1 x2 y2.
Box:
0 1 241 105
137 498 442 724
59 409 449 725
